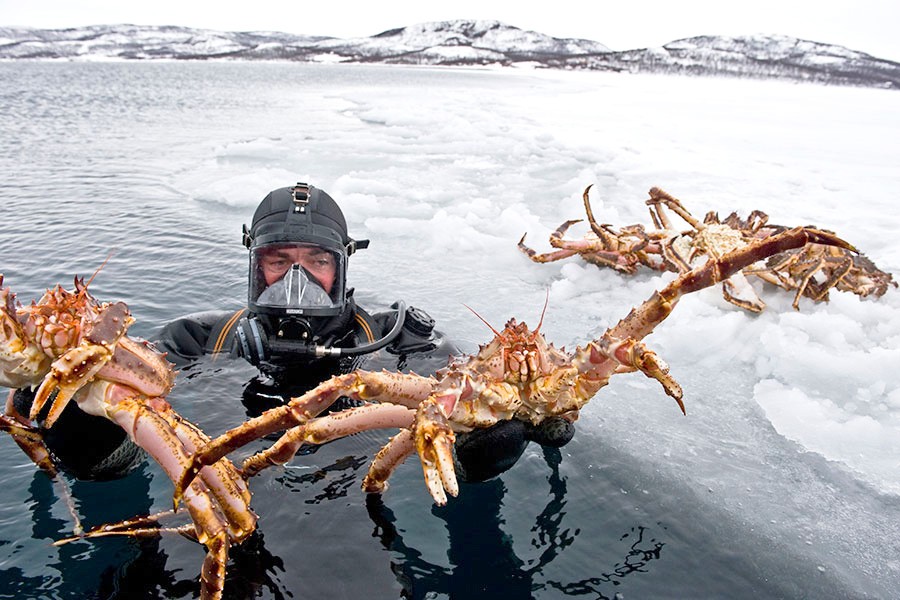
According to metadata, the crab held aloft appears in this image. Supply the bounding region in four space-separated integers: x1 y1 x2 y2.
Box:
0 273 256 600
178 222 855 507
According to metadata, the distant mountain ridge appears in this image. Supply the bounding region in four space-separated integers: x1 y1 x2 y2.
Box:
1 20 898 89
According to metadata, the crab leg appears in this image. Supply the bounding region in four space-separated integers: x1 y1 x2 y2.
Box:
520 226 652 274
573 225 854 413
53 509 202 546
581 185 655 262
361 428 416 494
92 390 254 600
112 416 236 600
106 395 255 529
404 372 525 505
412 398 461 505
721 271 767 313
647 187 702 229
56 522 198 544
2 390 87 534
176 370 436 503
241 403 416 477
518 229 582 263
3 390 56 472
645 189 680 231
607 225 853 343
162 411 255 538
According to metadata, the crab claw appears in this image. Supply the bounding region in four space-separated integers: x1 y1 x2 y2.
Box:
602 337 685 414
30 344 113 426
414 399 459 506
30 301 133 428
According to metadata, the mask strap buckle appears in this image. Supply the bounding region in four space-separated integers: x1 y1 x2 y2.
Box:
346 238 370 256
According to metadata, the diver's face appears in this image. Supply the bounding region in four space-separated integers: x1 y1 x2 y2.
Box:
258 245 337 293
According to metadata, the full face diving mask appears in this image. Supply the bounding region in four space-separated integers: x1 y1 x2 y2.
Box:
239 246 408 365
249 242 346 316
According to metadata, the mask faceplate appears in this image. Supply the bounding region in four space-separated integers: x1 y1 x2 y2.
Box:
249 242 346 316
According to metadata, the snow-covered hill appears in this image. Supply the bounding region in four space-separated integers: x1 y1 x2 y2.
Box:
559 34 900 88
1 21 897 89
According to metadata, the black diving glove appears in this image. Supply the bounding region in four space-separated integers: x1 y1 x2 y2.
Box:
452 417 576 483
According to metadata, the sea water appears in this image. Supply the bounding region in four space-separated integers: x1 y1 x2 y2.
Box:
1 61 899 599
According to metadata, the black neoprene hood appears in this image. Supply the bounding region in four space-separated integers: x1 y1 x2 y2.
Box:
245 184 352 251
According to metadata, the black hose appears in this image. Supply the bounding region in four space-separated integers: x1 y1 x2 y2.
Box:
313 300 406 357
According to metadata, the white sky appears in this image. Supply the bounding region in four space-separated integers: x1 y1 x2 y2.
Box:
2 0 899 61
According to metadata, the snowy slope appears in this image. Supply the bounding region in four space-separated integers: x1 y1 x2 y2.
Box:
1 21 898 88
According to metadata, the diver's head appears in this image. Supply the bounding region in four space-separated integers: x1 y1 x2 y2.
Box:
238 183 370 368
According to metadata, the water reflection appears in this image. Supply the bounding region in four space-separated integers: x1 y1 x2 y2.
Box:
365 447 557 599
8 461 293 600
366 447 668 600
224 530 292 600
278 454 370 503
12 464 188 599
543 525 665 598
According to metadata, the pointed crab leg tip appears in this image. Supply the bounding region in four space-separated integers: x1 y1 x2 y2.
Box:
518 233 527 244
829 237 856 252
173 476 192 505
172 479 189 509
806 229 856 252
52 536 80 547
676 398 686 415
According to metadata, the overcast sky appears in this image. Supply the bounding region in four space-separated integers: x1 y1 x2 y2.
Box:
3 0 899 61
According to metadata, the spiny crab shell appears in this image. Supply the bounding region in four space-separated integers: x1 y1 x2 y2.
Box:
0 275 174 415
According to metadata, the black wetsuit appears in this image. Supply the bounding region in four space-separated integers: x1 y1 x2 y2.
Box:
155 300 456 381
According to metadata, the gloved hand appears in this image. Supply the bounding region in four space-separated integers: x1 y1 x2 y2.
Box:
452 417 575 483
523 416 576 448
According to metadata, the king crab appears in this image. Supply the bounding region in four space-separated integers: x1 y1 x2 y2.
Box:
0 270 257 600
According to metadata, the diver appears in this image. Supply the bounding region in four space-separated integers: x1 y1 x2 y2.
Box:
156 182 574 483
156 182 456 399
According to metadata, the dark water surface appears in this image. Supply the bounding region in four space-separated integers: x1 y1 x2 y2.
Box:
0 61 895 599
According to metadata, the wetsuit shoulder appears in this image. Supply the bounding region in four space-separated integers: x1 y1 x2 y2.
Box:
155 308 247 367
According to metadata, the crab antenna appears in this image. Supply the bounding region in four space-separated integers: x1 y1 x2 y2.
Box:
81 251 115 290
535 289 550 334
463 304 501 337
